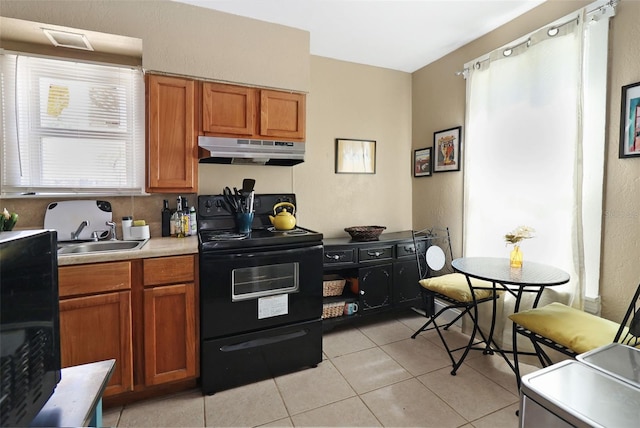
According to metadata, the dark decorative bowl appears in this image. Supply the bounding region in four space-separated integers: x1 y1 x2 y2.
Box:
344 226 386 241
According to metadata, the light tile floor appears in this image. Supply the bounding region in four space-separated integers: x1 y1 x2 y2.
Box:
103 310 539 427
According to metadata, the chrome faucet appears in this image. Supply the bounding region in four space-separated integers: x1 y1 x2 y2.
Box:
71 220 89 240
106 220 117 241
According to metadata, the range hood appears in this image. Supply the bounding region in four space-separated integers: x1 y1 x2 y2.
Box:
198 136 305 166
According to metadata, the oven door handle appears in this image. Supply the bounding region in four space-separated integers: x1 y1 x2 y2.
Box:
220 329 309 352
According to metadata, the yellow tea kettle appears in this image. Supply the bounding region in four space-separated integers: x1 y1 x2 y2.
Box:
269 202 296 230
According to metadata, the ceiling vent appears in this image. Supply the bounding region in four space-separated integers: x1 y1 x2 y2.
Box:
42 28 94 51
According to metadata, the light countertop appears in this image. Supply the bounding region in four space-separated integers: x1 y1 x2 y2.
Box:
57 236 198 266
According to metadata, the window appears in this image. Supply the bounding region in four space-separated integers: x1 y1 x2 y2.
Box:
462 1 614 346
1 53 145 196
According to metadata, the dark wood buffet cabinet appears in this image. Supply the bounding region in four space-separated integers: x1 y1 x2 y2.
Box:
322 231 426 330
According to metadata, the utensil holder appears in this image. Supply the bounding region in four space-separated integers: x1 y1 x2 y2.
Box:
235 212 254 234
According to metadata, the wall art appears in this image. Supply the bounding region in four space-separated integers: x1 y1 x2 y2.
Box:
335 138 376 174
433 126 462 172
414 147 432 177
620 81 640 158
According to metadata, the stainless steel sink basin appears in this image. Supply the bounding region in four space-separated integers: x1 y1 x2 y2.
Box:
58 239 148 255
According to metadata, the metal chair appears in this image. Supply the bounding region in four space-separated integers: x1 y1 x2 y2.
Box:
510 281 640 373
410 227 500 375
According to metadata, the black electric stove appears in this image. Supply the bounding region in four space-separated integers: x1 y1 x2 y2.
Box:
197 193 324 394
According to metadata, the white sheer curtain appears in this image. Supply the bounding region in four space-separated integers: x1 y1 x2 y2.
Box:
463 1 616 348
465 13 584 296
463 5 614 348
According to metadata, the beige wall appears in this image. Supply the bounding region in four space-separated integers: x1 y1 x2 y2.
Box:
0 0 310 91
1 0 413 240
412 0 640 322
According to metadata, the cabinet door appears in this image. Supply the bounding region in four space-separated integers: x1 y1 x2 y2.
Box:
259 90 305 140
393 259 422 307
59 291 133 396
143 283 197 385
359 264 392 313
202 82 255 135
146 74 197 193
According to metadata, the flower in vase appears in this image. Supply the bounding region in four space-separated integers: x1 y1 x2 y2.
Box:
504 225 536 245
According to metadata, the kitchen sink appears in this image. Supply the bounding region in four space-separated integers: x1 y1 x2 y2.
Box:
57 239 149 255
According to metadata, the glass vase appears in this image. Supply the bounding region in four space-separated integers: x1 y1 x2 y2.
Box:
510 245 523 268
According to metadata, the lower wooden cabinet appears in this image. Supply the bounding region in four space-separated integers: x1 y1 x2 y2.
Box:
58 255 198 402
59 290 134 396
143 283 197 385
142 255 198 386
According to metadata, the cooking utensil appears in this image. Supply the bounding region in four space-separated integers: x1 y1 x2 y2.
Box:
248 191 255 213
223 187 242 213
242 178 256 193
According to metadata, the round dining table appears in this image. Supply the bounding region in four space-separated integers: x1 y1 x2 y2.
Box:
451 257 570 388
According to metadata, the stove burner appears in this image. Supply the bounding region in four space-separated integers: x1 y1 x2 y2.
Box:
267 227 309 236
205 231 248 241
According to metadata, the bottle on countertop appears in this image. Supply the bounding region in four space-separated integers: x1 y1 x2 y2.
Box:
189 206 197 236
181 197 190 237
161 199 171 237
175 197 184 238
122 216 133 240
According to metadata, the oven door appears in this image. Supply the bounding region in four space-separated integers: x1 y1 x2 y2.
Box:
200 242 323 339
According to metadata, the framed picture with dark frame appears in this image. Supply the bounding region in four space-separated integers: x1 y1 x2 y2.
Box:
434 126 462 172
335 138 376 174
619 81 640 158
414 147 432 177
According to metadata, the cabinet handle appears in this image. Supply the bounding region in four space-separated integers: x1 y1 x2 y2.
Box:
360 290 365 295
367 251 383 257
404 246 415 253
326 254 341 260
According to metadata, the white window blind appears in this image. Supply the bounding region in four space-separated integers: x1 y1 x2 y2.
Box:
1 53 145 196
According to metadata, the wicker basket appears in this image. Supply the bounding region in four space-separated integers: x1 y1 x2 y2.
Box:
323 275 347 297
344 226 386 241
322 301 346 319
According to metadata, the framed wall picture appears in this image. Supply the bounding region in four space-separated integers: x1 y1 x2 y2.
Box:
433 126 462 172
620 81 640 158
335 138 376 174
414 147 432 177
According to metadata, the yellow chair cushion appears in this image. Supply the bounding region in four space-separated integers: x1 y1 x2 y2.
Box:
509 302 621 354
419 273 495 302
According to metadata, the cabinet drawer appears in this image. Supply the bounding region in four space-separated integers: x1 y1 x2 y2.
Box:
324 248 356 265
59 261 132 297
143 255 195 286
396 241 427 258
359 246 393 262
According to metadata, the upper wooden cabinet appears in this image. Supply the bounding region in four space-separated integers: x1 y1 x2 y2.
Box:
202 82 255 136
202 82 306 141
146 74 198 193
259 89 305 140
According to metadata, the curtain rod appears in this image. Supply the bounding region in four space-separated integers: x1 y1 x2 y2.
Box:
455 0 617 77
